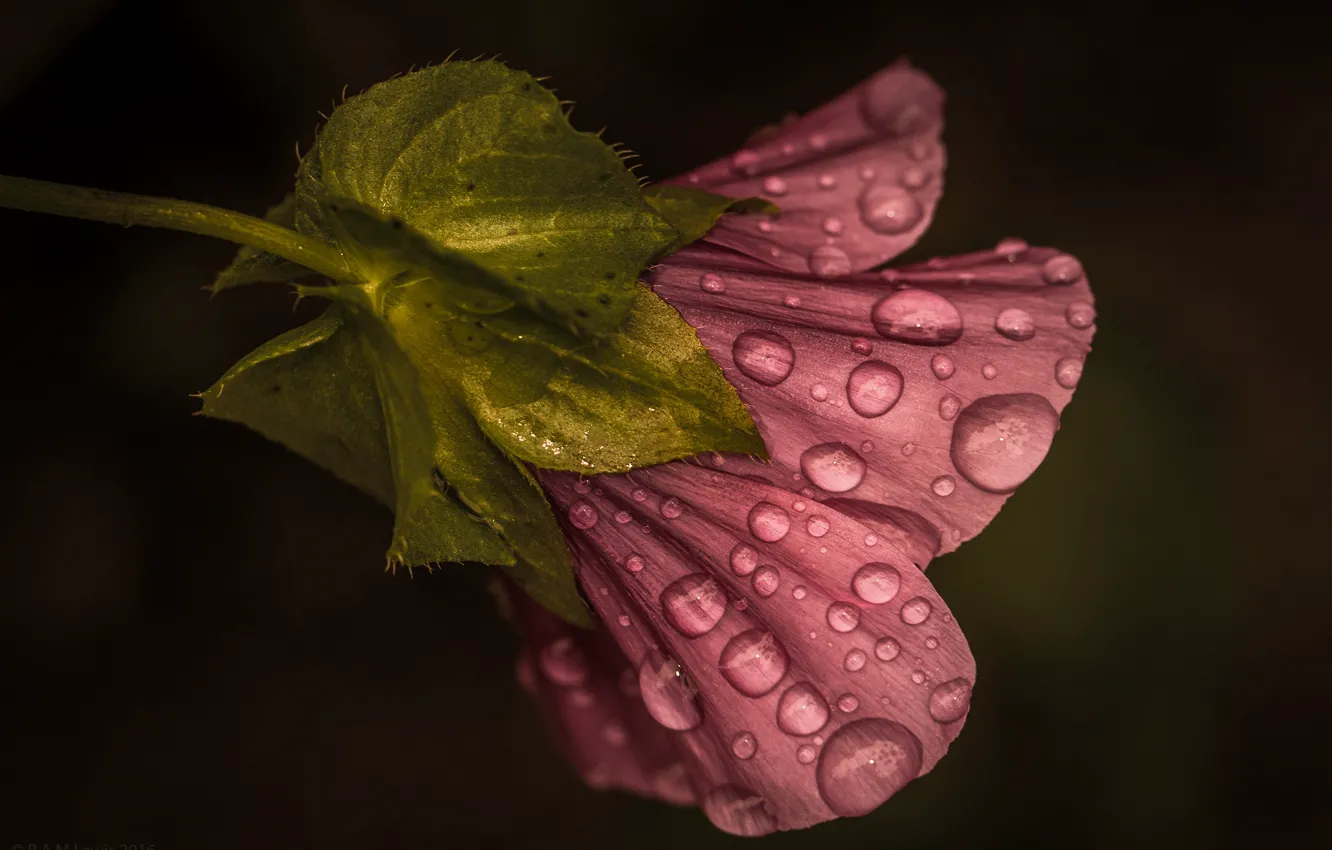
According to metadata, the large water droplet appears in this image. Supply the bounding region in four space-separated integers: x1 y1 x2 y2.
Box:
753 566 780 597
846 361 904 418
568 500 599 529
720 629 790 697
748 502 791 542
800 443 867 493
702 785 777 837
732 731 758 760
900 597 933 625
929 678 973 723
732 331 795 386
930 354 955 380
816 718 924 816
810 244 853 278
950 393 1060 493
700 273 726 294
1066 301 1096 329
871 290 963 345
1042 254 1084 285
859 184 923 234
1055 358 1083 389
638 651 703 731
995 308 1036 341
776 683 830 736
852 563 902 604
827 602 862 633
874 636 901 661
730 543 759 576
539 637 589 687
662 574 728 637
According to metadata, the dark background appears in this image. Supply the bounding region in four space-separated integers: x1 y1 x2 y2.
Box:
1 1 1327 847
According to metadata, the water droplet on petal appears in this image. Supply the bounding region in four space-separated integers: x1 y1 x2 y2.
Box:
623 552 646 573
758 220 774 233
810 383 830 402
614 510 632 524
822 216 844 235
638 651 703 731
732 150 761 175
731 731 758 760
930 354 955 380
864 532 878 546
632 488 647 502
1055 358 1083 389
1066 301 1096 329
910 669 927 685
762 176 788 196
939 395 960 420
852 563 902 604
844 648 867 671
732 331 795 386
574 480 592 494
846 361 904 417
810 244 853 278
792 585 808 600
810 134 829 150
539 637 589 687
661 574 727 637
617 614 631 627
777 683 830 736
900 166 929 189
753 566 780 597
861 440 875 454
800 443 867 492
995 308 1036 341
748 502 791 541
797 744 818 764
827 602 862 633
924 636 939 650
852 337 873 355
994 237 1028 258
950 393 1060 493
730 543 759 576
567 500 598 529
700 273 726 294
931 475 956 497
900 597 933 625
720 629 790 697
1042 253 1085 285
818 172 837 189
981 363 998 380
661 496 683 519
815 718 923 816
702 785 777 837
838 693 859 712
859 184 923 234
874 636 901 661
807 515 830 538
901 442 916 456
929 678 973 723
871 290 963 344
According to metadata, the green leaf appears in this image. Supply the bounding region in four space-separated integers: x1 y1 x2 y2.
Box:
295 60 677 337
211 195 316 292
642 184 779 255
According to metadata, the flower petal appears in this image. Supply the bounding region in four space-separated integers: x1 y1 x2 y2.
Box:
648 241 1095 568
529 467 976 834
668 59 946 275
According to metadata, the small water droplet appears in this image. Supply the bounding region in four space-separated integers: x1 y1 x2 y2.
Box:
874 636 901 661
861 440 875 453
638 650 703 731
623 552 646 573
793 500 807 512
632 488 647 502
837 693 860 713
540 637 589 687
810 244 853 278
661 497 683 519
871 290 963 344
864 532 878 546
852 563 901 604
700 273 726 293
822 216 844 235
859 166 876 181
901 442 916 456
995 308 1036 341
1055 358 1083 389
818 172 837 189
731 731 759 760
931 475 956 497
662 574 727 637
810 134 829 150
810 383 830 402
797 744 818 764
939 395 960 420
846 361 904 418
815 717 923 816
720 629 790 697
777 683 830 736
1042 254 1085 285
702 785 777 837
929 678 973 723
734 597 749 611
758 219 774 233
732 331 795 386
851 337 873 355
931 354 955 380
800 443 867 492
568 500 598 529
924 636 939 650
994 237 1028 258
900 597 933 625
910 669 927 685
900 166 929 189
844 648 868 671
806 516 830 538
763 176 788 196
748 502 791 542
792 585 808 600
859 184 923 234
981 363 998 380
574 480 592 494
730 543 759 576
753 565 780 597
950 393 1060 493
617 614 631 627
826 601 862 633
1066 301 1096 329
732 150 761 175
615 510 632 524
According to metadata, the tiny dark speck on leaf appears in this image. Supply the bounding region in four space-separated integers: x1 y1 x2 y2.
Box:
598 172 612 181
424 301 433 309
516 274 525 281
390 217 404 230
466 182 476 192
536 250 545 258
575 309 589 318
522 83 532 92
269 384 281 393
597 294 611 306
604 272 615 279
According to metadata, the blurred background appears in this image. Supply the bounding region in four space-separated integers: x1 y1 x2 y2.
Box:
1 1 1327 847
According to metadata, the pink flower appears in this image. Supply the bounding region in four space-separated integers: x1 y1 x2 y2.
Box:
511 60 1095 835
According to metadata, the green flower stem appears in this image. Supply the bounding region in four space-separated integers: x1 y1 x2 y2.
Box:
0 174 351 282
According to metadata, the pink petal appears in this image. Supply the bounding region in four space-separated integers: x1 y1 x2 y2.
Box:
649 241 1095 568
527 468 976 835
668 59 946 275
